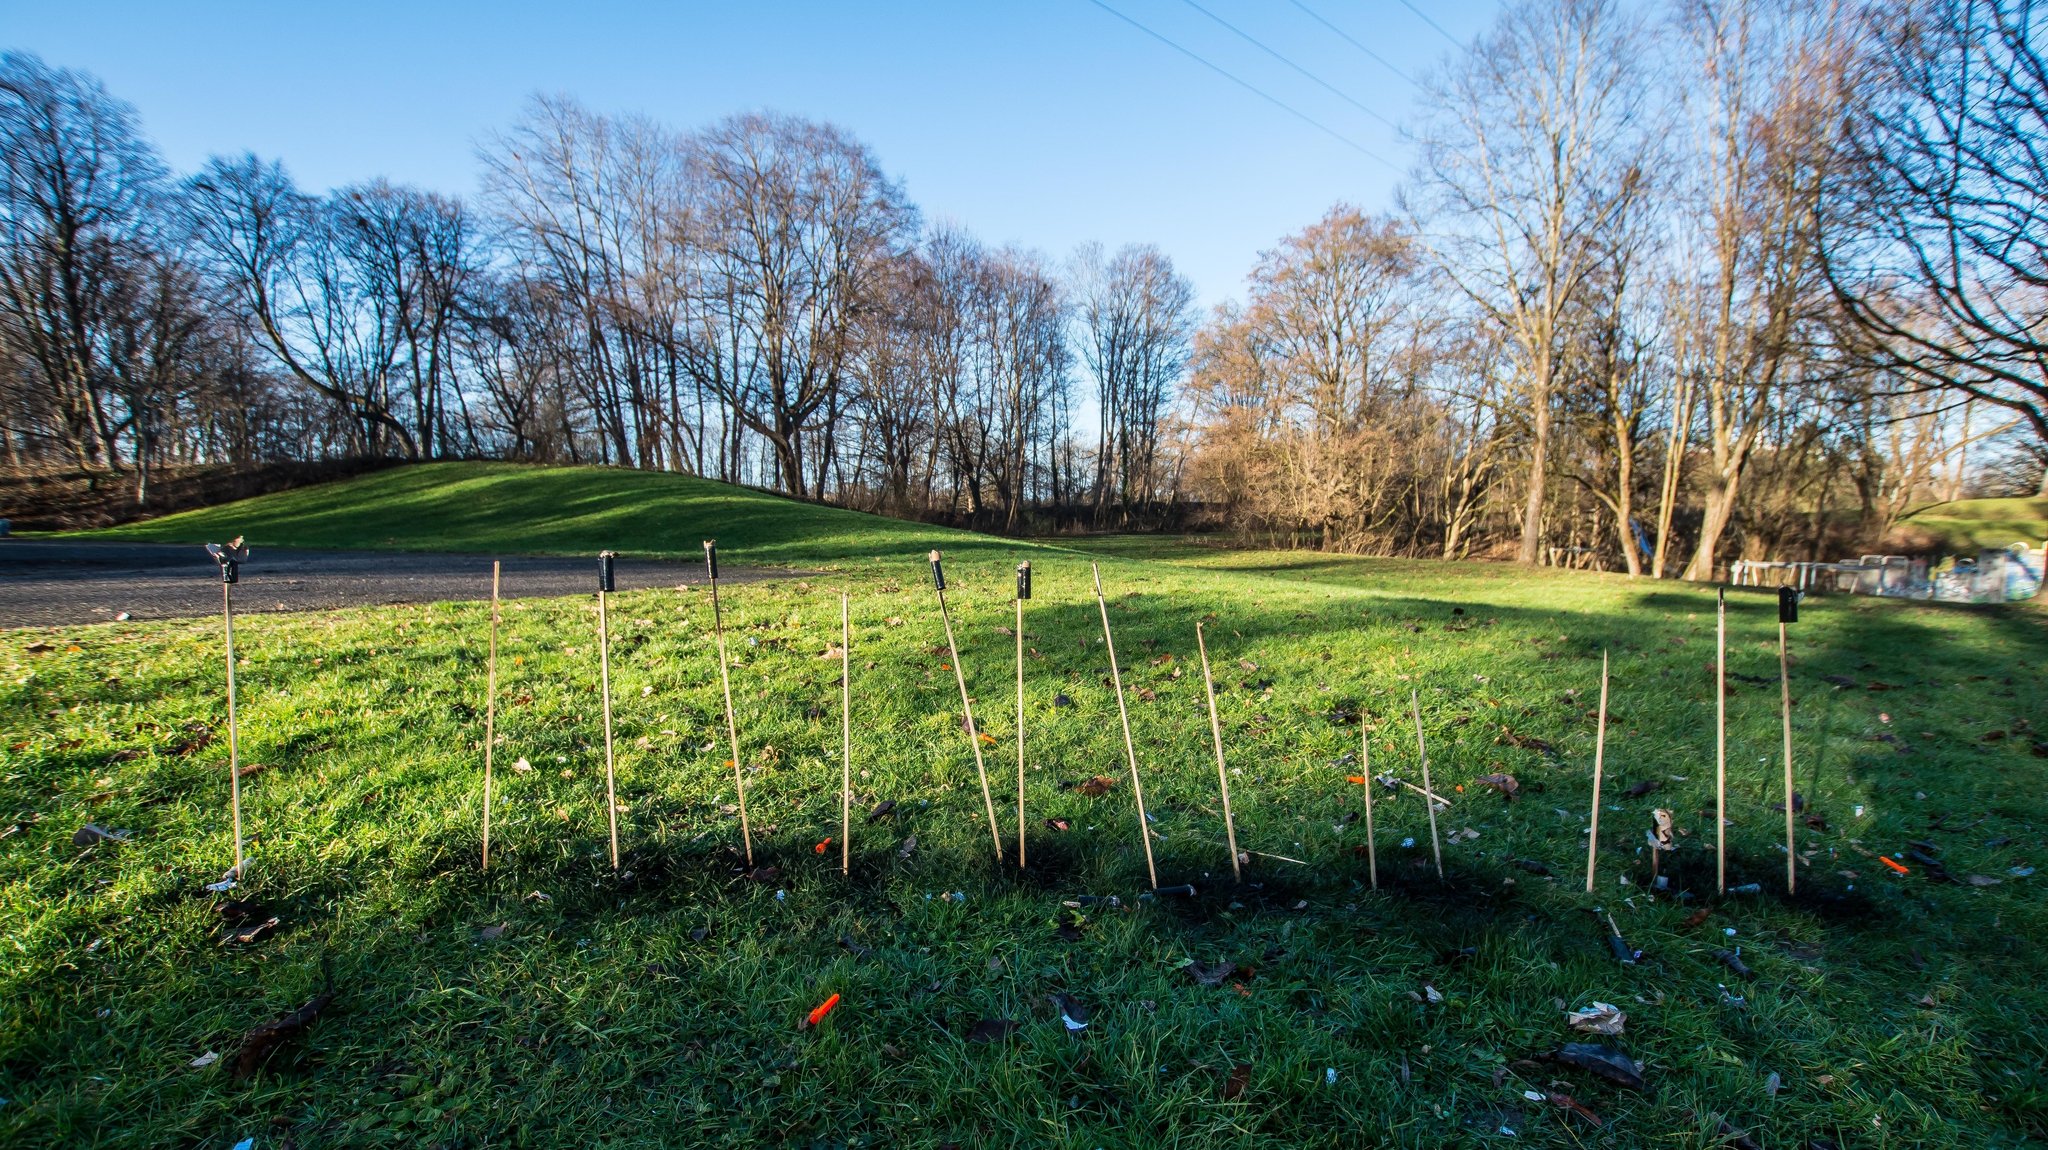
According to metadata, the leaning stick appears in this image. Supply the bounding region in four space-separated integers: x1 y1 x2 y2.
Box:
1411 690 1443 881
1094 563 1160 890
482 561 500 871
705 541 753 867
1397 779 1453 806
841 590 852 876
1015 562 1031 870
1778 586 1798 895
1358 711 1377 890
1584 649 1610 893
1195 622 1242 882
1716 586 1727 896
597 551 620 871
929 551 1004 862
208 541 248 880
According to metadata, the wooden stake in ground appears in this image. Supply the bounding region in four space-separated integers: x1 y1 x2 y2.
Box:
929 551 1004 862
1358 712 1377 890
1778 586 1799 895
597 551 620 871
1716 585 1728 896
840 590 852 876
1194 622 1242 883
1094 563 1160 890
1584 649 1610 893
482 560 501 871
1015 562 1031 870
1410 690 1443 882
207 539 249 879
705 541 754 868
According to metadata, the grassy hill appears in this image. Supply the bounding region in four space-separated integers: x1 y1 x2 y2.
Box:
78 461 1029 569
7 464 2048 1146
1898 494 2048 554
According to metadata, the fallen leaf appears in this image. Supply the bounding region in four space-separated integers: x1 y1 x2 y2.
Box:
477 923 507 941
1682 907 1711 929
1550 1042 1646 1091
1625 780 1660 798
1498 727 1552 753
966 1018 1018 1044
1222 1062 1252 1100
1076 775 1118 797
866 799 897 822
224 916 280 946
1565 1002 1626 1035
897 835 917 860
1183 959 1237 988
1474 773 1520 800
233 986 336 1079
1043 818 1070 832
1053 693 1075 708
1545 1090 1604 1126
72 824 131 846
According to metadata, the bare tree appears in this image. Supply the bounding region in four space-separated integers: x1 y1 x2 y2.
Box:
1408 0 1653 563
1827 0 2048 495
1072 242 1194 523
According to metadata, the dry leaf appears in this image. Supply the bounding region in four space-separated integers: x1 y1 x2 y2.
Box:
233 987 336 1079
1565 1002 1627 1035
1183 959 1237 988
1222 1063 1252 1100
1076 775 1118 797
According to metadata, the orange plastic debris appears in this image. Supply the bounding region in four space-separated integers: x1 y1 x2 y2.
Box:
806 993 842 1027
1880 856 1910 875
1346 776 1368 785
814 837 832 855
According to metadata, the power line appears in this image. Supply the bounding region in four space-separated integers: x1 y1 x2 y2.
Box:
1085 0 1400 171
1284 0 1416 86
1178 0 1400 132
1394 0 1462 47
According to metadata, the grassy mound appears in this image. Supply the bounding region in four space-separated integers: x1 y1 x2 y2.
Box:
1898 495 2048 554
5 529 2046 1145
77 461 1021 569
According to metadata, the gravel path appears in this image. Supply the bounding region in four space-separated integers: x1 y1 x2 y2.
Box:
0 541 799 629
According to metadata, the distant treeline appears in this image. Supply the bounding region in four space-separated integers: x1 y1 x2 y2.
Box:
3 0 2044 570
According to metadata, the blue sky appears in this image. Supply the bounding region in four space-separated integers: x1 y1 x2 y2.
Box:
5 0 1498 307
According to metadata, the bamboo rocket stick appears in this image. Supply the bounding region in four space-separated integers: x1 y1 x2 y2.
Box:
1716 586 1727 895
597 552 620 871
1195 623 1242 883
929 551 1004 862
1093 563 1160 890
221 568 244 879
841 590 852 876
705 541 754 867
1584 649 1610 893
1778 586 1798 895
1359 711 1377 890
483 560 500 871
1015 562 1031 870
1411 690 1443 882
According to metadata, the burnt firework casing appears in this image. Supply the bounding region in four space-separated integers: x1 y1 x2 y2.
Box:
929 550 946 591
597 552 616 593
1016 561 1032 601
1778 585 1799 624
702 540 718 581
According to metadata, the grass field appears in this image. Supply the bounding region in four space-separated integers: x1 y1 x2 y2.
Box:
1899 496 2048 556
7 464 2048 1147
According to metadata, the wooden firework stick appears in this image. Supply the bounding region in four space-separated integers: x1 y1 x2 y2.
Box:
1411 690 1443 881
1778 586 1798 894
597 551 620 871
841 590 852 875
1584 649 1610 893
1015 562 1031 870
483 560 500 870
705 541 753 867
1359 708 1377 890
207 539 248 879
1093 563 1160 890
1195 622 1242 883
929 551 1004 862
1716 586 1727 895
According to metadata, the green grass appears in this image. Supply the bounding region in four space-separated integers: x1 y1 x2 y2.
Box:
8 470 2048 1147
1900 496 2048 554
